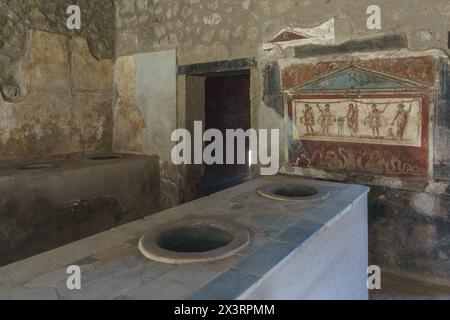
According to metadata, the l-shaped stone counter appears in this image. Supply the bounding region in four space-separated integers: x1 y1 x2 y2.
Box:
0 176 369 300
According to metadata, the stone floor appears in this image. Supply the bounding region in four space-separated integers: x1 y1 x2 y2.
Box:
370 272 450 300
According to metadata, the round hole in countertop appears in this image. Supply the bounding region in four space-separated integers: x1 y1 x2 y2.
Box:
258 183 329 202
269 184 319 198
88 155 123 161
157 225 233 253
139 218 250 264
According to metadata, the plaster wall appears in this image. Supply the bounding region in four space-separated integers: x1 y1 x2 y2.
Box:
0 31 113 162
0 0 115 162
113 50 178 209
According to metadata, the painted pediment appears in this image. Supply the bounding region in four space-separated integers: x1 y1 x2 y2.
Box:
288 66 430 93
263 18 335 51
269 31 308 43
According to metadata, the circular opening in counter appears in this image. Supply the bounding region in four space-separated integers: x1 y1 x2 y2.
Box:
139 218 250 264
158 226 233 253
18 164 53 171
258 183 329 202
272 185 318 198
89 155 122 161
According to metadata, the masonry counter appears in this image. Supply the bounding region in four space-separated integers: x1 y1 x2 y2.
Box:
0 176 369 300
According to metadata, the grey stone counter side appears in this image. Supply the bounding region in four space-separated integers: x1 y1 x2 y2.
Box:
0 176 369 300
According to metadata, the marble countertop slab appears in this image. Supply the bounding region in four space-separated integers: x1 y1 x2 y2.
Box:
0 175 369 300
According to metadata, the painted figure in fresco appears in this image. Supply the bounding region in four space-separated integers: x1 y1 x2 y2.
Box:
364 103 389 138
299 104 315 135
337 117 345 136
391 103 412 141
346 104 359 137
316 104 336 136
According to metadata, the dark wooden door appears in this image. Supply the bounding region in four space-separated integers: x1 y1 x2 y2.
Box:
203 73 251 194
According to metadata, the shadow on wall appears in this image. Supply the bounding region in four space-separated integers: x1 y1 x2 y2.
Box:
368 187 450 281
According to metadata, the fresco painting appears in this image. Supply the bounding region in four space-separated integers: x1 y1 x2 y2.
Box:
293 98 422 147
284 60 435 178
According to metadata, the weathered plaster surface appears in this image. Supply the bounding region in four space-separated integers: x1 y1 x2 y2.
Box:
113 50 177 159
0 30 113 162
0 0 114 102
135 50 177 160
113 55 145 153
113 50 178 210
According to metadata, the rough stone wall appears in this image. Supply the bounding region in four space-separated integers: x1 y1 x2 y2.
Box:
115 0 450 60
114 0 450 281
0 1 114 162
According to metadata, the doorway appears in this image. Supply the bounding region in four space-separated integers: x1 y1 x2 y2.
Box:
202 72 252 195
